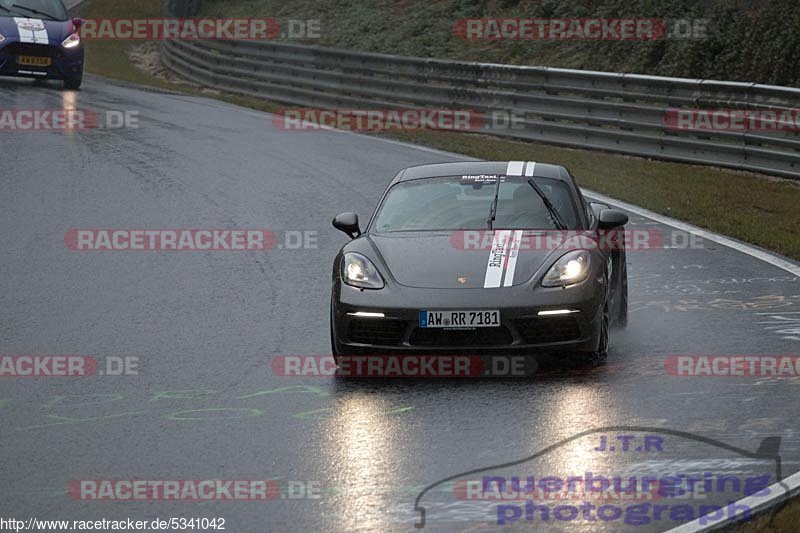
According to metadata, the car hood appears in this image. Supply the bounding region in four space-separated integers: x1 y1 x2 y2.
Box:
369 231 563 289
0 15 75 45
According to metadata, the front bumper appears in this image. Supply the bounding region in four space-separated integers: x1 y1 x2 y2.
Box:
332 281 605 355
0 41 84 80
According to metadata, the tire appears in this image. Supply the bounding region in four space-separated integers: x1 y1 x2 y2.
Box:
63 76 82 90
573 304 609 366
330 302 341 365
616 262 628 328
594 307 609 362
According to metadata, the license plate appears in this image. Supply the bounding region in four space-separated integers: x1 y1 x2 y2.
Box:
18 55 51 67
419 310 500 328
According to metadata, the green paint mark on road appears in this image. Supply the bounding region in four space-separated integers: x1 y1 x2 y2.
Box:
16 410 148 431
42 393 124 408
292 407 332 420
150 390 221 401
383 406 415 415
165 408 264 421
237 385 328 399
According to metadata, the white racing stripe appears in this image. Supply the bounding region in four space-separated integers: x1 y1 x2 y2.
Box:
484 230 512 288
487 162 535 288
13 18 49 45
506 161 524 176
503 230 524 287
14 17 35 43
34 25 48 44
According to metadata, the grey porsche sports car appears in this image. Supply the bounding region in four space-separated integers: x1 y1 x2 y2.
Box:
330 161 629 363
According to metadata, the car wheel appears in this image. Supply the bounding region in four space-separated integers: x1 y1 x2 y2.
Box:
330 302 341 364
583 304 609 364
616 263 628 328
594 308 609 362
63 76 82 90
573 304 609 366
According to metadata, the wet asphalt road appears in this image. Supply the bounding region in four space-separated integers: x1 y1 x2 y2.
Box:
1 75 799 532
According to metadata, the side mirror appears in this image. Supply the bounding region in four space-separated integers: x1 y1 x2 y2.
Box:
589 201 610 218
332 212 361 239
598 209 628 230
72 17 83 29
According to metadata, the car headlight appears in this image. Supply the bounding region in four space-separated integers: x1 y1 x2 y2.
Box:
0 33 5 43
342 252 385 289
542 250 591 287
61 33 81 49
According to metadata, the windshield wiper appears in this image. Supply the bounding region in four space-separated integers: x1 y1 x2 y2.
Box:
527 178 568 230
486 175 503 230
11 3 58 19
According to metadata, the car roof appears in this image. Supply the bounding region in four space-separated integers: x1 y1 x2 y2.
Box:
392 161 571 184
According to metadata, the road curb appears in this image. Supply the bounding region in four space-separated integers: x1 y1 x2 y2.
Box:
665 470 800 532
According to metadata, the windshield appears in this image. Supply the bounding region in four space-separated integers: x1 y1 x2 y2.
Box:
0 0 67 20
372 175 580 232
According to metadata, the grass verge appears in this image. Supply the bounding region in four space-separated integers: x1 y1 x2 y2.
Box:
198 0 800 87
728 494 799 532
74 0 800 261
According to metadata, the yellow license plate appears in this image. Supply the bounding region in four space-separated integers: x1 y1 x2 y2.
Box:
18 55 51 67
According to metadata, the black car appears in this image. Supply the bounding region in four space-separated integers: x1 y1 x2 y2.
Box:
330 161 629 363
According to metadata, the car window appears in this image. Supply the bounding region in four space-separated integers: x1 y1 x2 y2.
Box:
372 175 580 232
0 0 68 20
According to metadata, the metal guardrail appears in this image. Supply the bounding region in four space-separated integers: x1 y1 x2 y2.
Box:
161 37 800 179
